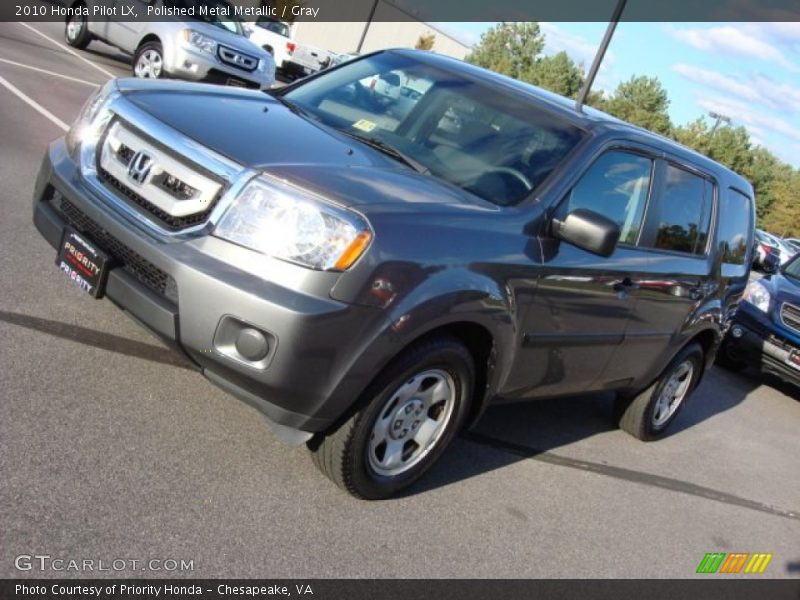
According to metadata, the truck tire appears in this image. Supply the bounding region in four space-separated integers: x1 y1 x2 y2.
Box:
308 336 474 499
65 6 92 49
616 343 703 441
715 337 748 371
133 41 165 79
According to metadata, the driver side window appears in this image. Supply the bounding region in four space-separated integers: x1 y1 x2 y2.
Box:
560 150 654 245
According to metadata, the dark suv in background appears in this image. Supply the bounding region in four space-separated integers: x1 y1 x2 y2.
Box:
33 50 755 498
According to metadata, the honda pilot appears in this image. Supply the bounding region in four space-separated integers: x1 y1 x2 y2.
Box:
32 49 755 499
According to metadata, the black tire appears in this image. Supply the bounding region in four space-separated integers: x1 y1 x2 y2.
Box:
616 343 704 441
64 5 91 49
308 336 474 500
133 41 165 79
715 336 748 371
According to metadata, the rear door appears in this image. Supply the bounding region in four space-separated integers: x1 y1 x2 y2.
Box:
108 0 148 53
603 158 716 384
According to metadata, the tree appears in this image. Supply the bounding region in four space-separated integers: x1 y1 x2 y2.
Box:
604 75 672 136
529 51 584 98
465 22 545 81
415 33 435 51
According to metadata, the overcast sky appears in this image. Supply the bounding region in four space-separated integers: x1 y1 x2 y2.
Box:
441 22 800 167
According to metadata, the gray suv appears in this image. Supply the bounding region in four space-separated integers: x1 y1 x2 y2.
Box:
33 50 755 499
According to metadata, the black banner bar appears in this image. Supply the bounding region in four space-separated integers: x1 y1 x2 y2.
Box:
2 580 800 600
3 0 800 23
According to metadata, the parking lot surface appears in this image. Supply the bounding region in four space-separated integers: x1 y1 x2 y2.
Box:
0 21 798 579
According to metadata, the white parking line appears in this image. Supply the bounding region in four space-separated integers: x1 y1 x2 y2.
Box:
18 22 115 79
0 74 69 131
0 57 99 87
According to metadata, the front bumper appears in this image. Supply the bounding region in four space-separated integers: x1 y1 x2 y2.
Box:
33 139 380 443
169 46 275 90
723 311 800 386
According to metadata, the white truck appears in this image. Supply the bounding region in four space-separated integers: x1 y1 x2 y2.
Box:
244 18 335 80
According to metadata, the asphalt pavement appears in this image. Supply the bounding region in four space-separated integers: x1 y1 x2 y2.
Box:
0 21 798 580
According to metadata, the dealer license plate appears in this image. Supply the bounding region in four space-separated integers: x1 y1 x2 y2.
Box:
55 227 110 298
788 350 800 371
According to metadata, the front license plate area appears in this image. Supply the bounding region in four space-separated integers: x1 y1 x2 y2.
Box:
55 227 110 298
788 350 800 371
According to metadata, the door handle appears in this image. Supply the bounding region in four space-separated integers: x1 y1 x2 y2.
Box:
613 278 640 292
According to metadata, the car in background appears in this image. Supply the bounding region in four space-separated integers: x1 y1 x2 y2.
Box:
64 0 275 89
243 17 294 74
753 229 793 270
718 253 800 388
784 238 800 253
360 70 406 104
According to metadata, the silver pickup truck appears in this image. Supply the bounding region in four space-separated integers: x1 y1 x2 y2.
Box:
64 0 275 89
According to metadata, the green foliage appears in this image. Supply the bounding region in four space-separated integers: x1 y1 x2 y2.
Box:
415 33 435 51
466 22 545 81
603 76 672 136
529 51 585 98
465 21 799 236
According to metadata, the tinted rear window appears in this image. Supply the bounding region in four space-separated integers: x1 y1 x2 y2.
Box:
718 189 753 277
646 164 712 255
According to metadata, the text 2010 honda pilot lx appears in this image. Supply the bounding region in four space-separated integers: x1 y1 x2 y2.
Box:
33 50 755 499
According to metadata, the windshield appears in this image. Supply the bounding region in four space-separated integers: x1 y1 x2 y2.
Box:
162 0 244 35
283 52 584 206
255 18 289 37
785 255 800 280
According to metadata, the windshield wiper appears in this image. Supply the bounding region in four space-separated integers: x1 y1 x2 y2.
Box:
337 130 429 175
268 93 311 118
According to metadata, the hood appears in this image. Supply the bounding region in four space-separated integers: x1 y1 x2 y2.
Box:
117 81 498 212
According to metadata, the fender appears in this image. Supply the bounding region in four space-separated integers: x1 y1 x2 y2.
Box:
319 266 517 429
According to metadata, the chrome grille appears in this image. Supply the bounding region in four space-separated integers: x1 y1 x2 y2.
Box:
780 302 800 335
217 45 258 72
97 120 223 231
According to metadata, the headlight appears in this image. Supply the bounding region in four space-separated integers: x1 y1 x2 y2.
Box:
742 280 771 312
182 29 217 54
215 176 372 271
65 80 117 156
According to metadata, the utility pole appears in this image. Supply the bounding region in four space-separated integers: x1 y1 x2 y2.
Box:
708 111 732 139
576 0 627 112
356 0 380 53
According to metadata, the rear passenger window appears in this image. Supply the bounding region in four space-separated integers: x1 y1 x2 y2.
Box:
647 165 712 255
559 151 653 245
718 189 753 277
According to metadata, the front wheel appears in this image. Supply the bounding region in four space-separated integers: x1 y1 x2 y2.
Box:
309 336 475 499
133 42 165 79
616 343 704 441
65 8 91 49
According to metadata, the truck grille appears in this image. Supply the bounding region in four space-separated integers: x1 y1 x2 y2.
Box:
98 167 213 230
780 302 800 335
54 193 177 304
97 120 224 232
217 45 258 72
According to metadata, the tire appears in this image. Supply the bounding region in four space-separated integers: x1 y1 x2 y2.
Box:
616 343 704 441
133 41 165 79
64 6 91 49
715 336 748 371
308 336 475 500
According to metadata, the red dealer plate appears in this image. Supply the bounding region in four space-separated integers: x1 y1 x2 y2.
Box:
55 227 110 298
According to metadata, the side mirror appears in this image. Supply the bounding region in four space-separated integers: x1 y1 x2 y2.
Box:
762 253 780 274
551 209 621 257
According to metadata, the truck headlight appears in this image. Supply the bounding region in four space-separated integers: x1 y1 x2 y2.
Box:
65 80 117 157
742 280 771 313
215 176 372 271
182 29 218 54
